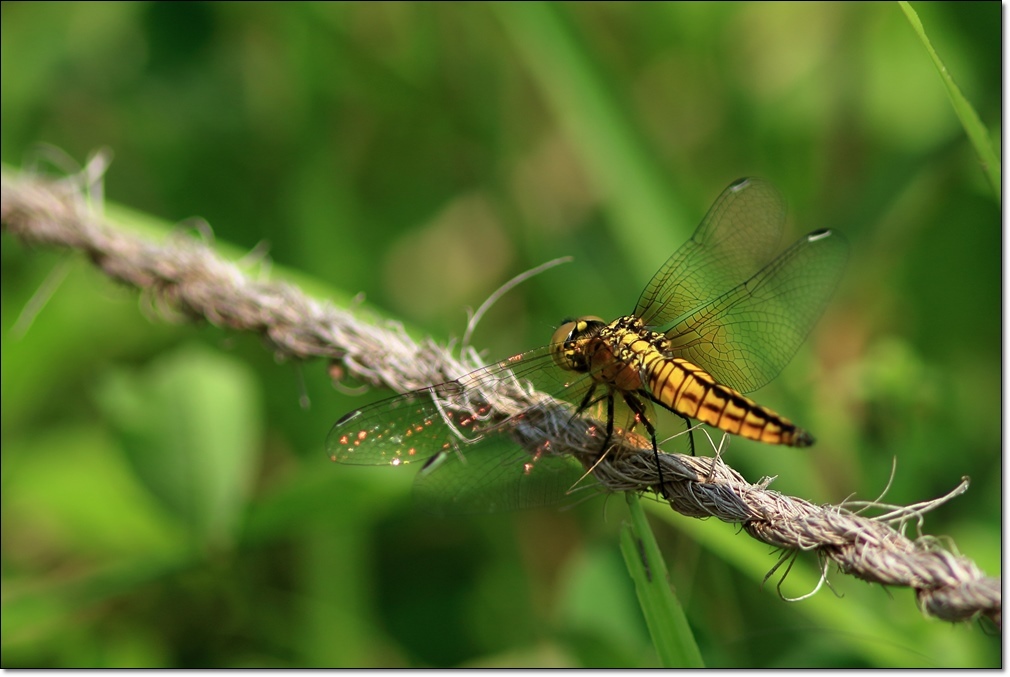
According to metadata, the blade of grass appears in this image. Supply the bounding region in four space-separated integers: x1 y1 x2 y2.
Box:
619 492 704 668
493 2 689 265
898 1 1000 203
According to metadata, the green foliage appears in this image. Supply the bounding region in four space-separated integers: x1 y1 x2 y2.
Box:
620 494 703 667
899 1 1000 201
95 344 262 552
1 2 1000 668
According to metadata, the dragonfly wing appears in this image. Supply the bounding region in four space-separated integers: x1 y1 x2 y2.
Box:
327 387 458 467
412 437 594 516
327 346 563 466
665 228 848 393
327 345 616 511
635 177 787 329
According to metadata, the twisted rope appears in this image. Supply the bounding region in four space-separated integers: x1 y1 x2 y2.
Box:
1 158 999 629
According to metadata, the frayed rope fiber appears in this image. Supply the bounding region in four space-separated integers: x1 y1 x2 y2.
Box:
1 159 999 629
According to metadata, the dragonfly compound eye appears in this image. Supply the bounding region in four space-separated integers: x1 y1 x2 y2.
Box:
550 316 605 372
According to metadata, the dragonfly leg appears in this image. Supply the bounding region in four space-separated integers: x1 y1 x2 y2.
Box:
574 383 599 415
575 385 615 422
568 383 617 469
641 389 698 457
622 392 665 491
674 414 698 456
600 390 615 461
572 383 616 459
677 413 697 456
567 390 618 493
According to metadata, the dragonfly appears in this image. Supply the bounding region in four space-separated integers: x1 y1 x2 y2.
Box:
327 178 848 514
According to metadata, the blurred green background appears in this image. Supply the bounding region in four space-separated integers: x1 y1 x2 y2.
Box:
1 1 1000 668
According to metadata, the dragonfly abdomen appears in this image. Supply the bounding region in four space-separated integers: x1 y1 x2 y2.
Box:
645 354 813 447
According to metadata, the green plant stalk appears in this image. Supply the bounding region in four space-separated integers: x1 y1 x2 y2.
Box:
619 492 704 668
898 1 1001 203
493 2 689 265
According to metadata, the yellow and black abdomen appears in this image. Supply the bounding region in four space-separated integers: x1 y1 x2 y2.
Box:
642 349 813 447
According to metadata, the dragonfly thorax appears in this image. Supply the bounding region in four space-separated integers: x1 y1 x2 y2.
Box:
550 316 606 373
585 316 670 393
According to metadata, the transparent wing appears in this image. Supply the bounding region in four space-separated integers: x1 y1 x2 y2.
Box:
327 346 587 466
664 228 849 393
412 436 598 516
326 346 619 513
635 177 787 329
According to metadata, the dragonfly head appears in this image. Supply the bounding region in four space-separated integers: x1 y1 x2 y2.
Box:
550 315 606 372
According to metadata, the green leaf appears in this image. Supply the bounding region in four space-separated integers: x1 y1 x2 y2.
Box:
94 343 263 552
2 425 186 559
620 493 704 668
898 1 1000 203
